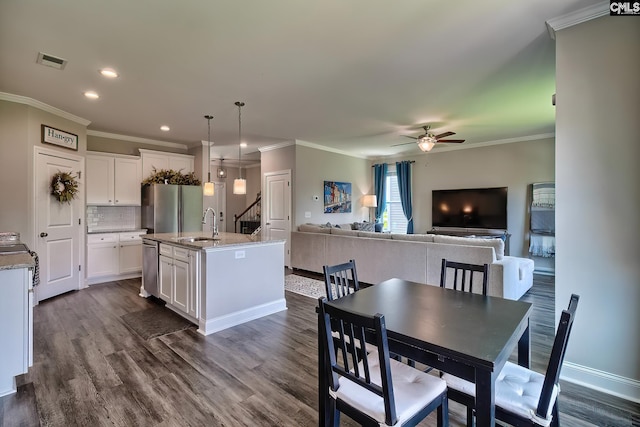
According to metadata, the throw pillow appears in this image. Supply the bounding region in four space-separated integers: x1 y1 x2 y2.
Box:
359 222 374 232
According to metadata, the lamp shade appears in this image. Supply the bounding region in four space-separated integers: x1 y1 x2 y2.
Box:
418 137 436 152
233 178 246 195
362 194 377 208
203 181 215 196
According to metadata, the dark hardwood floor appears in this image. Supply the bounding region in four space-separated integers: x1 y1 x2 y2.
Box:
1 273 638 426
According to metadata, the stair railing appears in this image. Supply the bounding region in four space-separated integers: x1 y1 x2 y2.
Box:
234 195 261 233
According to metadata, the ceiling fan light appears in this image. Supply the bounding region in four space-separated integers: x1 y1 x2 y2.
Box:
418 137 436 152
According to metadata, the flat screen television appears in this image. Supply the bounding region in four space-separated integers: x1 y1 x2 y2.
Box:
432 187 507 229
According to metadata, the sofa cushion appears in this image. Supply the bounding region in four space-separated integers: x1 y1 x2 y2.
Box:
298 224 331 233
336 223 356 230
358 231 391 239
433 235 504 260
331 228 360 237
391 233 434 242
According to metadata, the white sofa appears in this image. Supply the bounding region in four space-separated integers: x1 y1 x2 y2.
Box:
291 224 534 300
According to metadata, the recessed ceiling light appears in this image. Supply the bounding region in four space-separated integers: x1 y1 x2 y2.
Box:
160 125 170 132
84 91 99 99
99 68 119 78
240 142 247 148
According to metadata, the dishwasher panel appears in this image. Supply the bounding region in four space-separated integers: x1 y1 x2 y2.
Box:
142 240 159 297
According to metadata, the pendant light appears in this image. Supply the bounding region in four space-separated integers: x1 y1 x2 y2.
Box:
233 101 247 195
203 115 215 196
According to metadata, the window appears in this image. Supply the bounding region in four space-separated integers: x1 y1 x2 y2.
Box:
382 172 408 234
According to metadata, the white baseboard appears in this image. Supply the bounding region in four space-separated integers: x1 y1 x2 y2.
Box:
561 362 640 404
533 267 555 276
86 272 141 286
198 299 288 336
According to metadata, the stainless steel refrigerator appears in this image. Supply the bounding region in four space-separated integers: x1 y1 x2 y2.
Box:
142 184 203 233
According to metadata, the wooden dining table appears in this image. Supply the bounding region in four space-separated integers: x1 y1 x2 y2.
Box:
317 278 533 427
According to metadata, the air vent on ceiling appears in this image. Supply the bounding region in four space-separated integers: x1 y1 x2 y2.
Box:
36 52 67 70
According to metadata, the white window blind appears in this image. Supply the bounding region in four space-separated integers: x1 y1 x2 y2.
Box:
383 173 408 234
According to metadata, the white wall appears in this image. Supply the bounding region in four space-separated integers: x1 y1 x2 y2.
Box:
0 98 88 248
555 16 640 401
294 143 372 226
377 138 555 260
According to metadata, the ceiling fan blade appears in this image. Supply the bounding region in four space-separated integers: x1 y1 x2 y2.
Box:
391 141 418 147
401 135 418 140
435 131 455 139
436 139 465 143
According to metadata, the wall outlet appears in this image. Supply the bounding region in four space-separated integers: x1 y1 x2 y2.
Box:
235 250 245 259
305 211 311 218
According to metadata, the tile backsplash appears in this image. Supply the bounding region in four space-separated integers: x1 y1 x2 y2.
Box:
87 206 141 232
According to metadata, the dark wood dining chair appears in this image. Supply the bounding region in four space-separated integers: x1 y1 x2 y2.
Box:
440 258 489 296
443 294 580 427
323 259 360 301
318 297 449 427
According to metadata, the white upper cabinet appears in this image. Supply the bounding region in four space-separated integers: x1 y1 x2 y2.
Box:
139 149 194 182
86 153 142 205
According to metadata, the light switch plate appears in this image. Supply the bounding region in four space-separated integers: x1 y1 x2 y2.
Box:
305 211 311 218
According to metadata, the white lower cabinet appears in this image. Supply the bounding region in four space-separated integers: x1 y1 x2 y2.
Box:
0 267 33 397
87 234 119 278
87 231 146 284
158 244 199 318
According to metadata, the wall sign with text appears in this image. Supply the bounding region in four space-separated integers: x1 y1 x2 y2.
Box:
41 125 78 151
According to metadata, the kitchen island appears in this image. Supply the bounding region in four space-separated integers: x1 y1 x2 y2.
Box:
142 232 286 335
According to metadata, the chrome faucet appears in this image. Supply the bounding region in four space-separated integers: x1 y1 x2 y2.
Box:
202 207 218 237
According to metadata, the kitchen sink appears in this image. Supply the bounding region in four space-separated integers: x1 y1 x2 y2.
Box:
177 237 220 243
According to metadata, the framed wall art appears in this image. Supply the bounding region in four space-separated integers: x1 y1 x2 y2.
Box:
41 124 78 151
324 181 352 213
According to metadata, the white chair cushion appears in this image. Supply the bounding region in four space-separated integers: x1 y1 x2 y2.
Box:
330 352 446 426
442 362 559 427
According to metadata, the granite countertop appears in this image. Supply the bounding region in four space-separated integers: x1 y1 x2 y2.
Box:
144 231 285 250
87 229 148 235
0 253 35 271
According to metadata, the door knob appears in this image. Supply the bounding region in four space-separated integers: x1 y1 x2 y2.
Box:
40 232 48 237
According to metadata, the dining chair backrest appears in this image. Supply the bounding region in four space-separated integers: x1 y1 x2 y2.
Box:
440 258 489 295
323 259 360 301
535 293 580 419
318 297 398 425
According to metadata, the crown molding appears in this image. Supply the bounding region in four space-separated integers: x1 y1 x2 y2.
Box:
295 140 369 160
0 92 91 126
545 2 609 39
429 133 555 153
258 141 295 152
369 133 555 162
87 130 188 150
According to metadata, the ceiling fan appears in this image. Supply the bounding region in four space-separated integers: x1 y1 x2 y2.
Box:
392 125 465 152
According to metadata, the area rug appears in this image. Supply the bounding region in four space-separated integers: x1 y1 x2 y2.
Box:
121 304 194 340
284 274 328 299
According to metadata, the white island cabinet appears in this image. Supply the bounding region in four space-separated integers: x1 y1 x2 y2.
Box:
159 243 200 318
0 256 34 397
142 232 286 335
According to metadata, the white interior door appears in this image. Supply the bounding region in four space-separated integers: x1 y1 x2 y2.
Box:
35 148 83 302
203 182 226 233
264 170 291 267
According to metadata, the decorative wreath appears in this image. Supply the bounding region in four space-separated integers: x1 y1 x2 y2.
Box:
51 171 79 204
